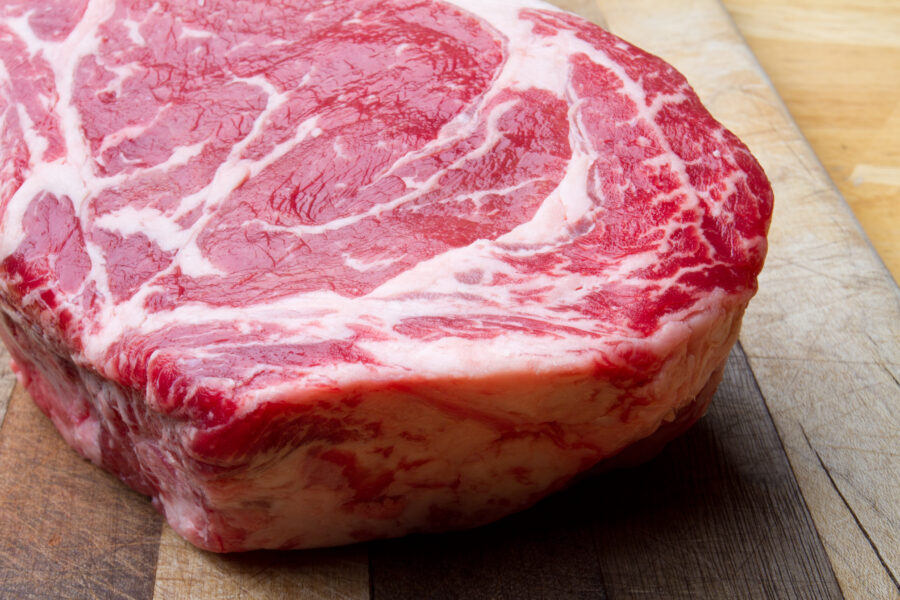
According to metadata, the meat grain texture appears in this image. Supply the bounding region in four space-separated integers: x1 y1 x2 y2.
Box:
0 0 773 551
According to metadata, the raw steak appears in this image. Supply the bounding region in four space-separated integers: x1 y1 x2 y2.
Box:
0 0 773 551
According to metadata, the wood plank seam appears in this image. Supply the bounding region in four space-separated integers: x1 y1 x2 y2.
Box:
366 343 843 600
722 0 900 282
716 3 900 597
583 2 900 597
800 427 900 594
1 2 897 598
737 343 847 590
719 0 900 298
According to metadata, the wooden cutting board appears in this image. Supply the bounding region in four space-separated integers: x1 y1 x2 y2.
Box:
0 1 897 598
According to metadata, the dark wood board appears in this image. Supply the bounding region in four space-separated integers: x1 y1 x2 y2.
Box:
0 0 896 596
0 385 163 600
0 345 843 599
368 344 842 600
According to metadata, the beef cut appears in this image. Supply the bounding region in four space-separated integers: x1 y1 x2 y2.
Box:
0 0 773 551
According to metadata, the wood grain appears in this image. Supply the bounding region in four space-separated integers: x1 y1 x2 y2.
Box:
152 525 369 600
0 385 163 600
369 345 842 600
722 0 900 281
2 2 898 598
583 1 900 597
0 345 16 429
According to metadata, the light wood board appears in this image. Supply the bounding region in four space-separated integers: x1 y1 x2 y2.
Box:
0 346 843 599
589 1 900 597
722 0 900 281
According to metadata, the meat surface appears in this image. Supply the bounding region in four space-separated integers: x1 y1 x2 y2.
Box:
0 0 773 551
